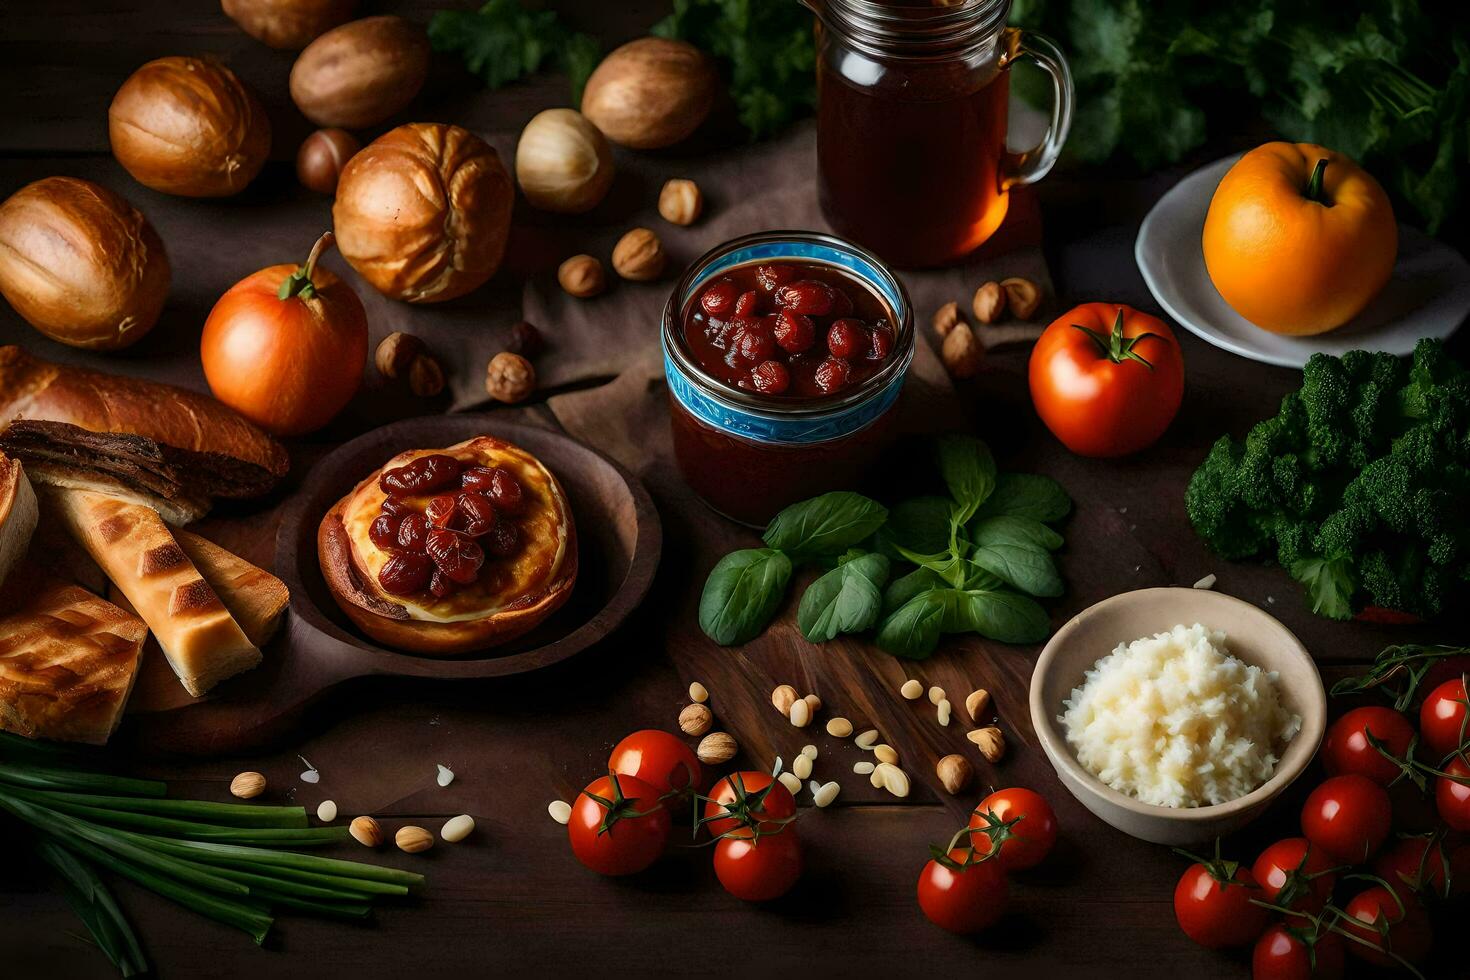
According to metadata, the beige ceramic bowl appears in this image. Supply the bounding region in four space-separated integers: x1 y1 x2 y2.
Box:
1030 587 1326 845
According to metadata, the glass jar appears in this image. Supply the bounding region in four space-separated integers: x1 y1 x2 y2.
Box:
662 231 914 527
807 0 1073 268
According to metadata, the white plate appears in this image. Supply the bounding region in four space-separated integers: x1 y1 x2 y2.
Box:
1135 155 1470 369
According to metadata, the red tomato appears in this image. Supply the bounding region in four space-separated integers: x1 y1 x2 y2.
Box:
1028 302 1185 458
567 773 671 876
917 847 1009 934
1321 706 1415 785
968 787 1057 871
1420 677 1468 759
1252 923 1345 980
1173 856 1269 948
1341 885 1432 969
608 730 702 796
1418 655 1470 706
712 829 802 902
1301 774 1391 863
1373 835 1453 899
1435 754 1470 831
703 772 797 840
1251 838 1336 919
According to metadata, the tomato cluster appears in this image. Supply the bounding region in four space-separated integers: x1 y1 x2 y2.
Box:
1171 677 1470 977
564 730 804 902
917 787 1058 934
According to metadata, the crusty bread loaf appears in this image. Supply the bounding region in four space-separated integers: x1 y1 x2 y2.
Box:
46 488 261 697
0 451 37 590
0 577 145 744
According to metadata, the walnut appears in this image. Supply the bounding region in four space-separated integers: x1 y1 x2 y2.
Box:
612 227 666 281
941 322 983 379
1001 277 1042 320
932 300 963 337
658 178 703 226
558 254 605 298
972 281 1006 324
485 352 536 403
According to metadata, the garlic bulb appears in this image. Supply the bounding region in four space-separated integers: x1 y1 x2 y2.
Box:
514 109 615 214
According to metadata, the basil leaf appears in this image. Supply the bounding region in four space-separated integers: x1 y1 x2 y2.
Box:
797 553 890 642
976 473 1071 523
883 566 948 614
971 543 1064 598
875 496 953 559
970 515 1064 551
875 591 949 659
937 435 997 525
699 549 793 645
956 590 1052 644
763 492 888 559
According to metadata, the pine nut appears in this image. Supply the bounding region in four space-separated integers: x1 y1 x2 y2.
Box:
801 744 819 760
900 679 923 700
441 814 475 843
771 684 798 716
316 800 338 822
809 780 822 795
803 694 822 714
778 771 802 796
855 729 879 749
965 688 991 722
689 681 709 703
813 781 841 808
826 717 853 738
876 763 910 798
937 699 952 727
349 815 383 847
395 825 434 853
873 744 899 765
869 769 885 788
548 800 572 824
789 698 811 728
793 754 813 780
853 761 875 775
928 685 945 705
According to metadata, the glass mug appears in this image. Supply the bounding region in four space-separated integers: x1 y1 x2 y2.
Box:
804 0 1074 268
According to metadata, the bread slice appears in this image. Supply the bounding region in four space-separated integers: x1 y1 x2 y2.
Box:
110 530 288 648
23 458 210 526
0 451 37 590
0 579 145 744
45 488 261 697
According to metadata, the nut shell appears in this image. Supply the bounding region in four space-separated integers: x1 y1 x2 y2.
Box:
0 177 170 350
557 254 605 299
222 0 357 49
658 179 702 226
581 38 717 150
485 352 535 404
515 109 615 214
611 228 666 282
296 128 360 194
289 16 429 129
941 322 983 379
395 824 434 853
109 57 271 198
333 123 513 303
230 771 266 799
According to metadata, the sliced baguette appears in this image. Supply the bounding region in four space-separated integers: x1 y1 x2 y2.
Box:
0 451 37 590
46 489 261 697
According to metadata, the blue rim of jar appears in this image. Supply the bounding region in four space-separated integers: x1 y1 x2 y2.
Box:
662 230 915 447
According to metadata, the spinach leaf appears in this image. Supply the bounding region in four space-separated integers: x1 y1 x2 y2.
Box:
875 591 949 659
797 553 890 642
699 549 792 645
763 492 887 559
937 435 997 525
971 542 1065 597
976 473 1072 523
954 590 1052 644
970 515 1064 551
875 496 953 559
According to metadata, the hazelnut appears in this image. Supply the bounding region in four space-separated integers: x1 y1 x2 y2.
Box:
296 128 360 195
1001 277 1042 320
375 331 426 380
932 301 963 337
696 731 738 765
558 254 605 298
770 684 798 717
964 688 991 722
936 754 973 795
508 320 544 358
612 227 666 281
658 178 703 226
941 322 983 379
972 281 1006 324
485 352 536 403
679 702 713 737
349 815 383 848
968 725 1006 763
229 771 266 799
395 825 434 853
408 353 445 398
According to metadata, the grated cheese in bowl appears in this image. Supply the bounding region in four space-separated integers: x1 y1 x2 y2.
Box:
1059 623 1301 809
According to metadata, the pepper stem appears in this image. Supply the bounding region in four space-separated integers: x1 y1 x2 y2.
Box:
1305 158 1329 206
277 231 335 301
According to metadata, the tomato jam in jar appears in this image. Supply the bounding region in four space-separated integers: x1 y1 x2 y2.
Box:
663 231 914 526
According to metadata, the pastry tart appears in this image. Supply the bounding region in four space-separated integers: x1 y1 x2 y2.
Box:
318 436 577 655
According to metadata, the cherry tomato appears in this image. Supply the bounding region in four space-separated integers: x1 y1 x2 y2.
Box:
567 773 671 876
1420 677 1468 759
1373 835 1453 899
1418 655 1470 706
1340 885 1432 969
1252 923 1345 980
1301 774 1391 863
1028 302 1185 458
608 729 702 796
1251 837 1336 920
968 787 1057 871
712 829 802 902
1435 754 1470 831
1321 706 1415 786
917 847 1009 934
703 772 797 840
1173 854 1269 948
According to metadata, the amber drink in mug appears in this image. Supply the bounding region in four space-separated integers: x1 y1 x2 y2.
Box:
805 0 1073 268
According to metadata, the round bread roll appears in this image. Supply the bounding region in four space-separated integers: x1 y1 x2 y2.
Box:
0 177 170 350
332 123 514 303
109 57 271 198
222 0 357 50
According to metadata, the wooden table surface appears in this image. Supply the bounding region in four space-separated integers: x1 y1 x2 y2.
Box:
1 3 1462 978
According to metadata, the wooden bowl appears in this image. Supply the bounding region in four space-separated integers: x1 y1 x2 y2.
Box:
1029 587 1326 845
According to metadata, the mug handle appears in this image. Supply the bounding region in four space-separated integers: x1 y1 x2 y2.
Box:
1000 28 1075 190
